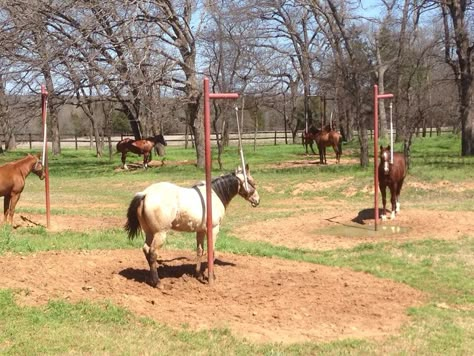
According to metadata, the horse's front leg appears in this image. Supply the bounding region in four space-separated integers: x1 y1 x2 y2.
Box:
143 231 166 288
6 193 20 225
380 185 388 221
3 195 11 224
121 152 128 170
310 142 316 155
390 184 397 220
195 231 205 280
143 153 149 169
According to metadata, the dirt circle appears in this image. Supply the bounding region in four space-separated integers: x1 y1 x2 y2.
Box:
0 249 424 344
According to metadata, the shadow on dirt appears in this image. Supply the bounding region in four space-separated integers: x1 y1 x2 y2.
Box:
119 258 236 285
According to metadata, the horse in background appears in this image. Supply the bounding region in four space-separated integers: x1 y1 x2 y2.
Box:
116 134 167 169
378 145 407 220
302 126 319 155
303 125 342 164
0 153 45 224
125 165 260 288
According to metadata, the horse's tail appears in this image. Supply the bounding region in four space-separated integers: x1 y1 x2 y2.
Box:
338 135 343 155
124 192 146 240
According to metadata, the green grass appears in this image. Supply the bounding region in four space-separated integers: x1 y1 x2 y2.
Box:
1 133 474 354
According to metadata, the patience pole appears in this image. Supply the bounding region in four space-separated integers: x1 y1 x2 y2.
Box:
41 85 51 229
203 78 238 285
373 85 394 231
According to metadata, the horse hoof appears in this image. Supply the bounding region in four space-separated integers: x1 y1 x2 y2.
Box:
390 213 396 220
381 214 387 221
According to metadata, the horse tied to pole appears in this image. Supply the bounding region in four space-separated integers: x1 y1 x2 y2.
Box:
302 125 343 164
125 165 260 288
116 134 167 169
378 145 407 220
0 153 45 224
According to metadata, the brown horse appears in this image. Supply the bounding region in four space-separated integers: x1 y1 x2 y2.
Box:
314 126 343 164
378 145 407 220
0 153 45 224
116 134 167 169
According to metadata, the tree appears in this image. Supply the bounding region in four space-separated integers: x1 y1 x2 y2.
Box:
440 0 474 155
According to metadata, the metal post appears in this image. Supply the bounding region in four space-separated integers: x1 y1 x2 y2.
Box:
374 85 379 232
203 78 238 285
41 85 51 229
373 84 394 232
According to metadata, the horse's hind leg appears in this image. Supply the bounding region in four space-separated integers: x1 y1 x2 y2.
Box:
143 231 166 288
195 231 205 279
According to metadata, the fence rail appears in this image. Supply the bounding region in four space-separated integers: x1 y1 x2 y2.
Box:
1 127 455 150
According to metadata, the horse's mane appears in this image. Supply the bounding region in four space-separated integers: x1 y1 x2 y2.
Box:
211 173 240 207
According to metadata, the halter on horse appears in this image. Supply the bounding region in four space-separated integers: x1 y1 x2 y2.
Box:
378 145 407 220
116 134 167 169
125 165 260 288
0 153 45 225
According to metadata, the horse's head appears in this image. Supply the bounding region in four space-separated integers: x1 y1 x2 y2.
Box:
151 135 167 156
32 153 45 180
235 164 260 207
380 145 391 175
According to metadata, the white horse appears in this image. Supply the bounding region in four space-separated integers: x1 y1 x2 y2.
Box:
125 165 260 288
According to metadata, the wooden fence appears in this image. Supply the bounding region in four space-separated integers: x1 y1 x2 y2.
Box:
1 127 454 150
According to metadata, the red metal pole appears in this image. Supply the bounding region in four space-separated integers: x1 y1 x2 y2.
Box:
203 78 239 285
374 85 394 232
373 85 379 231
41 85 51 229
203 78 214 285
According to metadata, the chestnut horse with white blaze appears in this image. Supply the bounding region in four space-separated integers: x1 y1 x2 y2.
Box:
378 145 407 220
0 153 45 224
125 165 260 288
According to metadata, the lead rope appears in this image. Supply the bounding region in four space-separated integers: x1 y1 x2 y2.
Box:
235 102 249 191
389 101 394 164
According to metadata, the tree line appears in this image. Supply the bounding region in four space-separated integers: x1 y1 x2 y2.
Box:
0 0 472 167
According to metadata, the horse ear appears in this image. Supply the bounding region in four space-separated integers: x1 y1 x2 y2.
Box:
380 145 384 151
245 163 249 173
387 145 391 151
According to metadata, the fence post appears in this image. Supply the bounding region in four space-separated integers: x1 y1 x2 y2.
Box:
274 131 277 145
75 135 78 150
29 134 32 149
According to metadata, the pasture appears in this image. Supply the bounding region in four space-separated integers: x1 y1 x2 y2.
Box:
0 133 473 355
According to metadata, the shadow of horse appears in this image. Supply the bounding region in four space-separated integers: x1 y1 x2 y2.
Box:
352 208 384 225
119 257 236 285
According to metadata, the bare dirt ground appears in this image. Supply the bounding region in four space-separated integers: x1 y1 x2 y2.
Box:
4 157 472 344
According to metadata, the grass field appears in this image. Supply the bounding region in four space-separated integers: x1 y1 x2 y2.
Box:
0 133 473 355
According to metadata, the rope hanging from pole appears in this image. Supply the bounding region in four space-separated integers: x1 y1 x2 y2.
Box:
389 101 394 164
234 102 249 191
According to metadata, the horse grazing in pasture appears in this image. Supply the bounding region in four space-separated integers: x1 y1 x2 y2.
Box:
314 126 343 164
125 165 260 288
116 134 167 169
0 153 45 224
378 145 407 220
